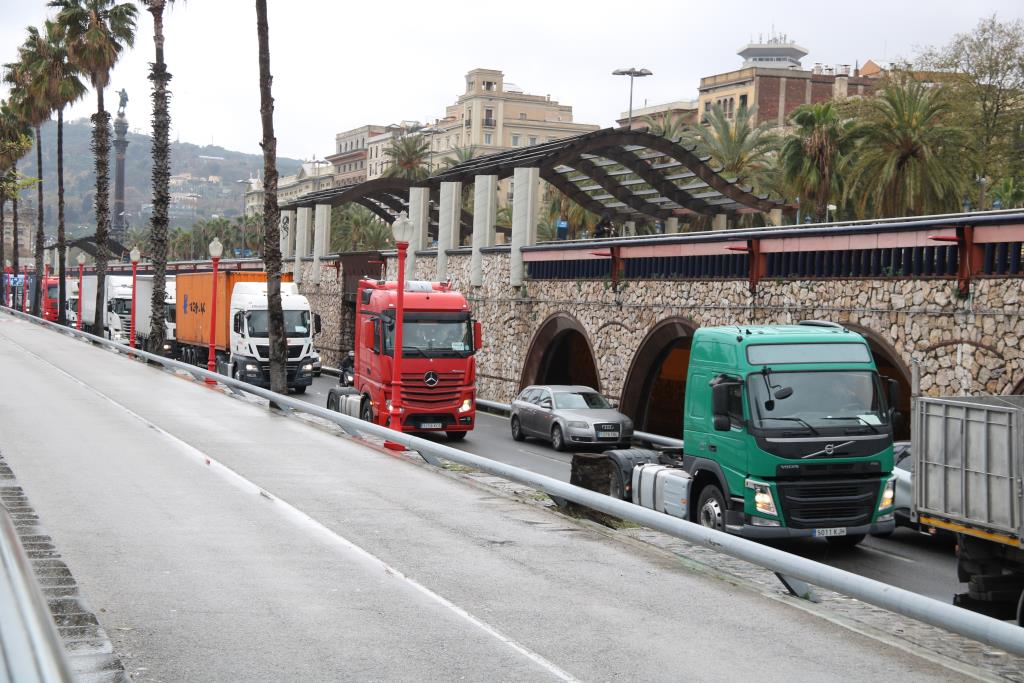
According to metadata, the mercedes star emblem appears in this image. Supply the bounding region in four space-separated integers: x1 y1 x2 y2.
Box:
424 371 439 387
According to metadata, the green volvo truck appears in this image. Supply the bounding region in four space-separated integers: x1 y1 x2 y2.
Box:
598 321 898 547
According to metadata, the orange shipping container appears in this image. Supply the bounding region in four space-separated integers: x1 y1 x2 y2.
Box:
175 271 293 351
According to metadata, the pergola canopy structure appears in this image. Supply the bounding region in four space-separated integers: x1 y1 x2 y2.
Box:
280 128 785 236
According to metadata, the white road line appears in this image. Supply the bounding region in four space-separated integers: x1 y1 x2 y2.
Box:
857 544 916 565
4 328 578 682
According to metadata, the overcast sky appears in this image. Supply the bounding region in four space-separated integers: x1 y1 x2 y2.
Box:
2 0 1022 160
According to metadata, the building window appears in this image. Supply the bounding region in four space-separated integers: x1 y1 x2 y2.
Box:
739 94 748 111
484 133 492 145
519 112 527 120
528 136 537 146
511 134 520 146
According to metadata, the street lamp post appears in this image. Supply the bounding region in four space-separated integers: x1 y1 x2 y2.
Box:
612 67 653 129
389 212 414 428
76 253 86 330
129 247 140 348
22 265 28 313
205 237 223 385
3 260 9 308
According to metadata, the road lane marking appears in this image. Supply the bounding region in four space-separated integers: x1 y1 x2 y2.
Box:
4 332 578 682
857 545 916 565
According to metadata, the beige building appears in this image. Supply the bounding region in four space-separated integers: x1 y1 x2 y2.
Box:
366 121 426 181
244 160 335 217
428 68 598 167
616 99 699 132
327 124 387 188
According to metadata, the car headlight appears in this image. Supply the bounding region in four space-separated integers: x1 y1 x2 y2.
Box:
245 363 258 372
745 479 777 516
567 421 589 429
458 398 473 413
302 363 313 371
879 478 895 511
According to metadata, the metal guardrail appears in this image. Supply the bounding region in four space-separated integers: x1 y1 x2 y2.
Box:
0 504 73 682
476 398 685 449
5 306 1024 657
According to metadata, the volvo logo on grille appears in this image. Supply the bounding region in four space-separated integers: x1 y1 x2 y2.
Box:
803 440 854 459
824 443 835 455
423 371 439 387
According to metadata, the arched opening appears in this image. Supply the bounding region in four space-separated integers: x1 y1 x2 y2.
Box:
1012 377 1024 395
619 317 697 438
519 313 601 392
846 323 912 440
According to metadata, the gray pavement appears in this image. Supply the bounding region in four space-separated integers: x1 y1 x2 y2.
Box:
301 374 958 601
0 313 966 681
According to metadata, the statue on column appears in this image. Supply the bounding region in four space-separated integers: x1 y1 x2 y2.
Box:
117 88 128 116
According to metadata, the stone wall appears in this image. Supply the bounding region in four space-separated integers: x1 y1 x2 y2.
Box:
384 251 1024 403
287 259 353 368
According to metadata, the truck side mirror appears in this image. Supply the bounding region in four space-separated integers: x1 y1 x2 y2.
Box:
313 313 322 335
887 378 902 416
362 319 376 352
713 414 731 432
710 378 735 432
473 321 482 351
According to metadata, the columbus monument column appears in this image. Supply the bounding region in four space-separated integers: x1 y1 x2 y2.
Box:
111 88 130 245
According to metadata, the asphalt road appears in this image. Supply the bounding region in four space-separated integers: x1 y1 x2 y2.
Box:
300 374 960 603
0 314 958 681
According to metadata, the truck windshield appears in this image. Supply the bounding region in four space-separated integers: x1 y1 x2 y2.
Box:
246 310 310 338
747 370 888 430
110 298 131 315
384 319 473 357
47 285 58 299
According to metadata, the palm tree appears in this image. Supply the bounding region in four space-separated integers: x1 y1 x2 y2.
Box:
3 57 52 315
0 100 33 278
779 102 856 223
684 104 778 188
255 0 287 394
141 0 174 353
22 20 86 323
843 79 969 218
51 0 137 332
641 111 688 141
991 177 1024 209
384 135 430 181
437 145 475 171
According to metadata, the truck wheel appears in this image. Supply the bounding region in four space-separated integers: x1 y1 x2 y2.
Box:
446 431 466 442
609 466 625 500
293 386 307 395
510 416 525 441
327 395 337 411
697 485 726 531
551 425 567 451
360 401 374 424
1017 587 1024 627
826 534 866 549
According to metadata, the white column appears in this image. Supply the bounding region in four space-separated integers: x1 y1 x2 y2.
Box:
311 203 331 285
713 213 728 231
407 187 430 281
294 206 312 284
280 209 296 258
436 181 461 281
471 175 497 287
769 208 783 227
665 217 680 234
510 166 540 287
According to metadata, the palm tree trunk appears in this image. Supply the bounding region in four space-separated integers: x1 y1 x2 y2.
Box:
57 109 67 325
32 124 44 316
1 188 6 300
93 88 111 334
12 160 20 275
256 0 286 394
147 0 170 354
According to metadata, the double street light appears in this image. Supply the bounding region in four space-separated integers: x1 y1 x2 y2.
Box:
612 67 653 129
205 237 224 386
129 247 140 348
76 253 86 330
389 212 414 427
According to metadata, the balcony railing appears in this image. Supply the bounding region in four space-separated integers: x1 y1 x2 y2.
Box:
482 118 496 128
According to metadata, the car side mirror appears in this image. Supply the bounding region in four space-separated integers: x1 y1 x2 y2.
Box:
362 319 376 352
313 313 322 335
473 320 483 351
540 398 552 410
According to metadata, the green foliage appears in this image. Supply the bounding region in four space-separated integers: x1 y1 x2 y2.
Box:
383 135 430 181
682 103 779 187
779 102 857 222
330 204 392 252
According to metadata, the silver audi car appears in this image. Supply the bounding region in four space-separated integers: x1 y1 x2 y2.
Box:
510 384 634 451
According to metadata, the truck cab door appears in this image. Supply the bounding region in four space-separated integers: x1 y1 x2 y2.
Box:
708 380 747 493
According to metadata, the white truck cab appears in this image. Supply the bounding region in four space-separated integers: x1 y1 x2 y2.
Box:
228 281 320 392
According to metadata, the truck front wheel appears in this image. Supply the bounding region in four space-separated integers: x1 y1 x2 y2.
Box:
293 386 307 395
697 485 726 531
360 401 374 424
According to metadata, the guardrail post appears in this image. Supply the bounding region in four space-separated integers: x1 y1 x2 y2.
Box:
748 238 764 294
956 225 982 295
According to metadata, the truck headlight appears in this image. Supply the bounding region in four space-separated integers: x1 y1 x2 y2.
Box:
878 478 895 511
458 398 473 413
245 363 258 372
162 343 172 351
302 363 313 371
745 479 777 516
385 399 403 414
567 421 588 429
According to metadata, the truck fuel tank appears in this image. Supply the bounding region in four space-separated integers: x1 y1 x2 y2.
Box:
632 464 692 520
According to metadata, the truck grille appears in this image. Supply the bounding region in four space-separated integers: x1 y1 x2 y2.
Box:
776 479 879 529
256 345 304 359
400 372 462 407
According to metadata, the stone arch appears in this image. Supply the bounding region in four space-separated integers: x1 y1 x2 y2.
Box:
1012 376 1024 395
519 313 601 393
845 322 912 440
619 316 699 437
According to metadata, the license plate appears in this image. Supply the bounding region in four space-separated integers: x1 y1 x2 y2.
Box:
814 527 847 537
419 422 443 429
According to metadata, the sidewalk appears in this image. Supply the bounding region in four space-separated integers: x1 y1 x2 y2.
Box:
0 312 962 682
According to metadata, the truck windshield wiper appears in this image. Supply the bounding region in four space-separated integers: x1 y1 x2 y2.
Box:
760 416 820 435
820 415 880 433
400 346 428 357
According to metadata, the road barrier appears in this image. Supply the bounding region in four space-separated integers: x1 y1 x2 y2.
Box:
0 502 74 682
4 306 1024 657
